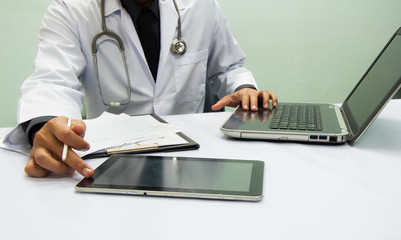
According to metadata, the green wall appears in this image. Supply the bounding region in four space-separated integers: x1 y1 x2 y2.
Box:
218 0 401 102
1 0 53 127
1 0 401 127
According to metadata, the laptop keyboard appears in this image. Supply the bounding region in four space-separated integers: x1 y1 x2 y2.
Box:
270 104 323 131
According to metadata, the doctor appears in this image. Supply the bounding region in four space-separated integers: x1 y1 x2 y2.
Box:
9 0 277 178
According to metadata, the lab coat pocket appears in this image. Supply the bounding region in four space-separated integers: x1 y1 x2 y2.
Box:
172 49 208 104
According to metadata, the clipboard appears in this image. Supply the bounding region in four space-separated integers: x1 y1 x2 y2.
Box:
82 114 200 159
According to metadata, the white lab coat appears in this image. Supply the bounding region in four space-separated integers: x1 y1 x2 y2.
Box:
6 0 257 147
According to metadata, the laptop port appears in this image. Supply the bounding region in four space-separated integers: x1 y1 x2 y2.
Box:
319 135 328 140
310 135 318 140
329 136 337 142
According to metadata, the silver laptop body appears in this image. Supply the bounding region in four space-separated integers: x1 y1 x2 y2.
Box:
221 27 401 144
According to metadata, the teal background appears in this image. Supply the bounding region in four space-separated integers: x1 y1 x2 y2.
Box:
1 0 401 127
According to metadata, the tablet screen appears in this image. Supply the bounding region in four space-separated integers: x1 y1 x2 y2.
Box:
76 155 264 201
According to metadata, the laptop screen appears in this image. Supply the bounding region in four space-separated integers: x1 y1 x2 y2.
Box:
344 32 401 139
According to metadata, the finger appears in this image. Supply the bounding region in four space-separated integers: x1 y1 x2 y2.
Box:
32 147 75 176
63 118 90 151
24 157 51 178
36 130 93 178
241 92 250 110
211 99 226 111
260 90 271 109
211 94 239 111
48 118 90 152
31 144 93 178
70 119 88 139
32 127 77 175
33 125 69 161
270 91 278 107
249 93 259 111
63 150 94 178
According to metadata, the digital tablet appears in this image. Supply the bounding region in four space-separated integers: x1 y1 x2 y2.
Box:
75 155 265 201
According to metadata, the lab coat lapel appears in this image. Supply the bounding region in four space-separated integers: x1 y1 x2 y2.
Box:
120 9 147 65
104 0 146 61
106 0 185 83
158 0 185 80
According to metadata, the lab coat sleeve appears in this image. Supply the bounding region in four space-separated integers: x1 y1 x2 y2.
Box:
17 0 87 124
5 0 87 147
206 0 258 99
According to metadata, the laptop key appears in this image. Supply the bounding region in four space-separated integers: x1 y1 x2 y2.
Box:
269 104 323 131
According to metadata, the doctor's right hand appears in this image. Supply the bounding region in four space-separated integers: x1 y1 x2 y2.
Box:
24 116 94 178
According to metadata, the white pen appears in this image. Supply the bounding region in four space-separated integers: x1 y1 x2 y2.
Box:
62 118 71 161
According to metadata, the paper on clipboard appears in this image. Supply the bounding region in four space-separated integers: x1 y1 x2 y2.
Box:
74 112 189 158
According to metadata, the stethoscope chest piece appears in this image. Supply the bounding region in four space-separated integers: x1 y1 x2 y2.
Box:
171 39 187 55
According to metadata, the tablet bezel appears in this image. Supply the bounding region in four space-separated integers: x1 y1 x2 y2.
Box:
75 154 265 201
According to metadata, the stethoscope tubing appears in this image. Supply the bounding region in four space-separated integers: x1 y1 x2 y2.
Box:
92 0 186 107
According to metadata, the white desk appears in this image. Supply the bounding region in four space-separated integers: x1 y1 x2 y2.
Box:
1 100 401 240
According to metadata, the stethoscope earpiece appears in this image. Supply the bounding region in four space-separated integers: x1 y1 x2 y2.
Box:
171 39 187 55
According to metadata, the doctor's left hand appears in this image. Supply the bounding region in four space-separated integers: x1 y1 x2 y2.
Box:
24 117 94 178
211 88 278 111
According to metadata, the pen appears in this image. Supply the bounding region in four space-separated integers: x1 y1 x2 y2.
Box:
62 118 71 161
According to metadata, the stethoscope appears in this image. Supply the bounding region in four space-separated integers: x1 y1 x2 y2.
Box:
92 0 186 107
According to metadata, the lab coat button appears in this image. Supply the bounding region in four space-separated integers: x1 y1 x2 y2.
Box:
154 98 160 105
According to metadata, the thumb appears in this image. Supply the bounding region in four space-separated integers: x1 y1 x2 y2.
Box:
71 120 87 138
211 101 224 111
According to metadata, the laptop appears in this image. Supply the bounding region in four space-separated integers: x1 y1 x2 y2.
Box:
221 27 401 144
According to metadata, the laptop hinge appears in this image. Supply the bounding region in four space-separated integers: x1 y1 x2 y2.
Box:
338 106 352 138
